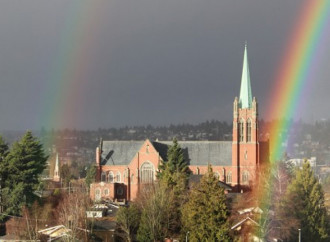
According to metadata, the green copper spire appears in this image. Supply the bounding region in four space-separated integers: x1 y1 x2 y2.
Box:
239 43 253 109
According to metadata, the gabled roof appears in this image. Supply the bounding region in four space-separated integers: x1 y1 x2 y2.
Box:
239 43 253 109
231 216 259 230
101 140 145 165
100 140 232 167
153 141 232 166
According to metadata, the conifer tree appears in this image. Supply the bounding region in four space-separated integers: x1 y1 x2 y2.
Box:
0 136 9 190
85 165 96 191
3 131 48 214
157 138 189 191
182 165 231 241
281 160 328 241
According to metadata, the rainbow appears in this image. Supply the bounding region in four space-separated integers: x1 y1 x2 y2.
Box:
40 1 107 130
257 0 330 238
267 0 330 162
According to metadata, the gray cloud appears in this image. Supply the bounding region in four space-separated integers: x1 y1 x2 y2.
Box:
0 0 328 130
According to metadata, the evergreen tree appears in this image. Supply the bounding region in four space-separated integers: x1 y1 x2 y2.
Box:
0 135 9 189
4 131 48 214
281 160 328 241
156 138 190 236
85 165 96 191
182 165 231 241
157 137 189 191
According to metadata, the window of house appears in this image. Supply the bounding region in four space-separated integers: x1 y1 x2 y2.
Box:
101 172 106 182
140 162 155 183
116 171 121 183
104 188 109 196
247 119 252 142
109 171 114 183
242 171 249 184
239 119 244 142
226 172 232 184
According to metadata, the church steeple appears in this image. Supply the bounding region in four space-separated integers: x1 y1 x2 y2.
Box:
53 152 60 182
239 43 252 109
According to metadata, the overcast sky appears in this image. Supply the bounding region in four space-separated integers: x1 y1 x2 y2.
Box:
0 0 329 131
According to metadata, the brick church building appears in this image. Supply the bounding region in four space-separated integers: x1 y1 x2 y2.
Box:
90 45 269 202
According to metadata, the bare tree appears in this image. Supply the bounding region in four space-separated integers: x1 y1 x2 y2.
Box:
57 190 91 241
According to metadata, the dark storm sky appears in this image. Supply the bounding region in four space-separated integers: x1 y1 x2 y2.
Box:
0 0 329 130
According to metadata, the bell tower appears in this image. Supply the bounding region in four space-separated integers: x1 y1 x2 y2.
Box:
232 44 259 191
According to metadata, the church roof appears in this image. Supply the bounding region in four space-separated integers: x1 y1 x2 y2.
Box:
239 43 253 109
153 141 232 166
101 140 145 166
100 140 232 167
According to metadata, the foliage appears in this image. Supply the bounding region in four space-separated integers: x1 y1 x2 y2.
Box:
1 131 48 217
57 191 91 241
136 183 176 241
116 203 141 242
281 160 328 241
158 138 189 188
181 165 231 241
60 164 72 187
85 165 96 191
157 138 190 236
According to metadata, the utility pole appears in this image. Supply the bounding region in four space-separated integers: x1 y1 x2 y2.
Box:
186 231 189 242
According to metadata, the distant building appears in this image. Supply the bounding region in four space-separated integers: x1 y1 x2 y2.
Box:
90 45 269 202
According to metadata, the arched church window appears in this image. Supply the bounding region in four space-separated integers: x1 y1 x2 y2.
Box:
101 172 106 182
242 171 249 184
226 172 232 184
247 119 252 142
140 162 155 183
95 188 101 201
109 171 114 183
116 171 121 182
104 188 109 196
239 119 245 142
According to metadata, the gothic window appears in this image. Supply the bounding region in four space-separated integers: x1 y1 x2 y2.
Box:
104 188 109 196
242 171 249 184
108 171 114 183
116 171 121 183
140 162 155 183
95 188 101 201
239 119 245 142
226 172 232 184
101 172 106 182
247 119 252 142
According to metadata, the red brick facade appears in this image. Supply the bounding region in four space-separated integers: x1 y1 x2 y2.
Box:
90 97 268 201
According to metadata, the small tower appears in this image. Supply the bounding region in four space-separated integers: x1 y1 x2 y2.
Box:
232 44 259 191
53 153 60 182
